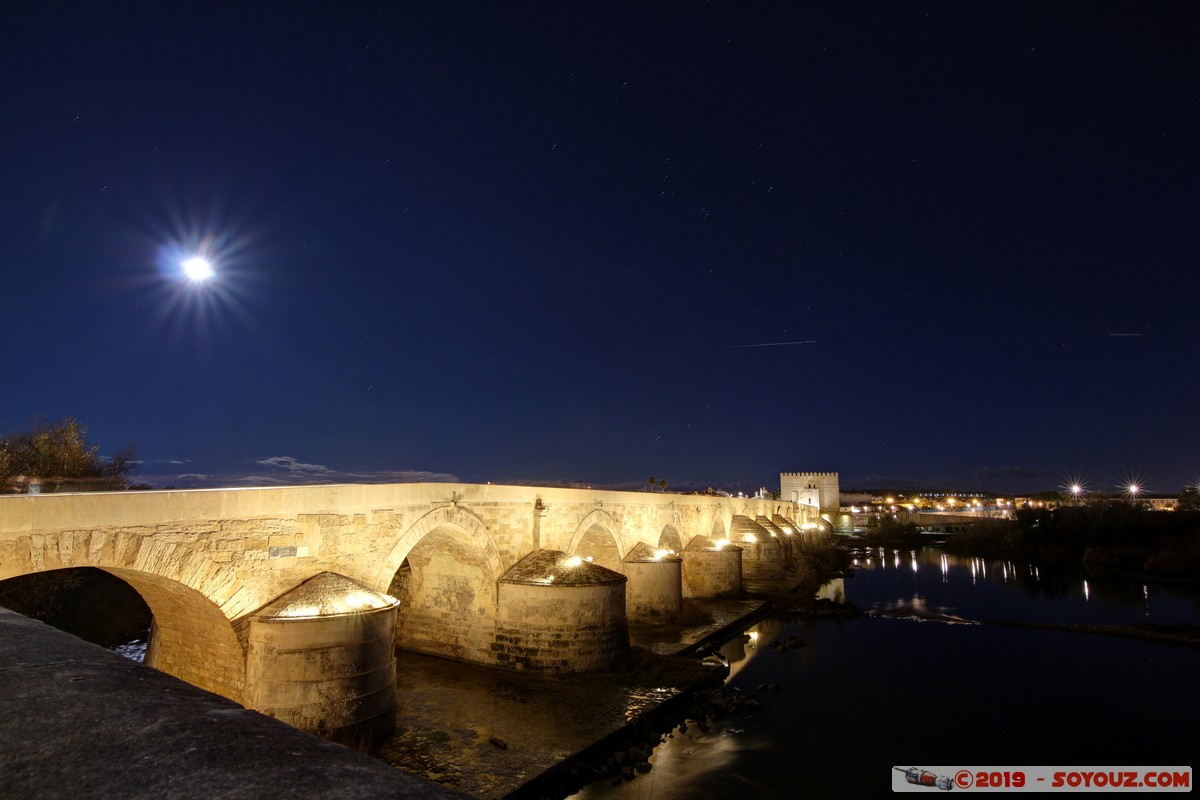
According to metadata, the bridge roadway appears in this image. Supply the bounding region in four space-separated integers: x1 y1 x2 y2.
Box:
0 482 813 740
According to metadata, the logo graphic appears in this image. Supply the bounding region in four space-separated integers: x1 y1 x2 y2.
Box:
894 766 956 790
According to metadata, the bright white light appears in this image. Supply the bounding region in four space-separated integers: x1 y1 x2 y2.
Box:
182 256 214 282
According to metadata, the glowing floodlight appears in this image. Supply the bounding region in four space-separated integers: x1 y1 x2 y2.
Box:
181 256 214 282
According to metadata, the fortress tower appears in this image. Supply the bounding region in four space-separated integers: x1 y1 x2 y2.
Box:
780 471 840 518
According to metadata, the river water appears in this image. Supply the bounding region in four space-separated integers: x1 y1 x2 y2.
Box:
572 545 1200 798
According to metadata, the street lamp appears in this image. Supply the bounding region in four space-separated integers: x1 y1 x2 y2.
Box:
1126 482 1142 507
1070 484 1084 505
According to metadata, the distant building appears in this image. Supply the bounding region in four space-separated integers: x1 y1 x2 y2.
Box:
780 471 840 517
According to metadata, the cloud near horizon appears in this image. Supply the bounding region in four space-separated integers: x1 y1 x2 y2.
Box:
256 455 333 473
136 458 460 489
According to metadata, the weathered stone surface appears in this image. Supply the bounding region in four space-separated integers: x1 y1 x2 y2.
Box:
0 484 816 697
246 578 399 741
255 571 397 618
681 536 743 598
623 545 683 624
495 555 628 671
0 608 465 800
731 516 786 581
500 548 626 586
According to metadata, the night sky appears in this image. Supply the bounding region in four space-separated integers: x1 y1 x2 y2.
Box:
3 3 1197 495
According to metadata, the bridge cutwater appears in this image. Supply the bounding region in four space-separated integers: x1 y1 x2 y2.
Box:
0 482 821 741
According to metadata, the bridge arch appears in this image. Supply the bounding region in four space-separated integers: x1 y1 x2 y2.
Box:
568 509 624 572
0 529 248 704
658 524 683 553
378 505 505 591
381 505 505 663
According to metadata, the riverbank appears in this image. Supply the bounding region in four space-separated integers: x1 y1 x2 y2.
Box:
372 599 770 799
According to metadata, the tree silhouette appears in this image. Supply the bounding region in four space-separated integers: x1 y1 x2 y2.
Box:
648 476 657 492
1 417 137 492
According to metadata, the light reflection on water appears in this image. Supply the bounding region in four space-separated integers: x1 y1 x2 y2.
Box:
571 615 787 800
111 639 147 662
850 546 1199 626
571 546 1200 799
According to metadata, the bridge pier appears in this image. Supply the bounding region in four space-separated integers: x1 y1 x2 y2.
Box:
494 550 628 671
622 542 683 624
681 535 743 598
244 572 399 742
732 515 786 581
771 514 800 535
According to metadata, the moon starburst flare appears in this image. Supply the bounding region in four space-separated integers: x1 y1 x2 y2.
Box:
181 256 215 282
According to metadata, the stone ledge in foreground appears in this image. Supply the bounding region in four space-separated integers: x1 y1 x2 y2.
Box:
0 607 466 800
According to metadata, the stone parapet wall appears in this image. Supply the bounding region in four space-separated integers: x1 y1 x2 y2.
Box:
0 608 460 800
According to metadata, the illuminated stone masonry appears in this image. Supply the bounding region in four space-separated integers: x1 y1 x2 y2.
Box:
0 482 817 738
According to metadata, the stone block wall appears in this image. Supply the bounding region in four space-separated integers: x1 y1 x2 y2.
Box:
246 606 398 741
780 471 840 515
681 538 743 598
494 582 627 671
739 539 786 581
623 557 683 624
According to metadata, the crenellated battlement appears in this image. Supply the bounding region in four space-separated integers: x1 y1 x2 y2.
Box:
780 471 840 515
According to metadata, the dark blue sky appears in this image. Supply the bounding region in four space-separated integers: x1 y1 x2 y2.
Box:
2 3 1197 494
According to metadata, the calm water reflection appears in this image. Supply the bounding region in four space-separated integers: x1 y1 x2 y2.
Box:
850 545 1200 626
572 545 1200 799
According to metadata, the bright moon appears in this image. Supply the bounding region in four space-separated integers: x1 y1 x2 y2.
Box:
181 256 215 282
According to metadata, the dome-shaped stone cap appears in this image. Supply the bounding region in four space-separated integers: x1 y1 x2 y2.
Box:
684 534 742 552
499 549 626 586
756 516 785 537
623 541 682 563
772 514 798 534
730 514 771 542
256 572 398 619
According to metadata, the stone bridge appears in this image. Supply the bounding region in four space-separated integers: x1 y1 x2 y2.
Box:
0 482 815 739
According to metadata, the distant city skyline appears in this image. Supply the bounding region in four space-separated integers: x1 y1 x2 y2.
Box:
3 4 1197 497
